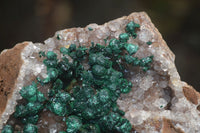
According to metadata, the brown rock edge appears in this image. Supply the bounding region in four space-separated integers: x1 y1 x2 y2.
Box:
183 85 200 105
162 118 184 133
0 42 28 116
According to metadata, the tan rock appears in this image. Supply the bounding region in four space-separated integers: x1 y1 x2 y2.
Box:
0 12 200 132
0 42 28 116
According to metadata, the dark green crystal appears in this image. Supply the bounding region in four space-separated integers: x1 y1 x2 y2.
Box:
59 131 66 133
22 115 39 124
88 27 93 31
20 82 37 102
66 116 82 133
125 21 140 38
38 51 45 58
2 125 13 133
55 91 71 103
124 43 138 55
109 39 122 54
97 88 111 103
38 68 59 84
36 91 46 102
124 55 137 64
48 101 67 116
46 51 57 60
92 65 107 76
119 33 129 43
23 124 38 133
68 44 76 52
57 34 62 40
26 102 44 115
14 105 28 118
79 124 101 133
139 56 154 71
60 47 69 55
146 41 152 45
89 53 112 68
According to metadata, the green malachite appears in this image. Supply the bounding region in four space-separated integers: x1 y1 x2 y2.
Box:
23 124 38 133
119 33 129 43
146 41 152 45
66 116 83 133
3 21 154 133
124 43 139 55
88 27 93 31
2 125 13 133
57 34 62 40
22 115 39 125
125 21 140 39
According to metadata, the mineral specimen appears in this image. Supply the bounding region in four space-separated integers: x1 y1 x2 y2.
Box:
0 12 200 133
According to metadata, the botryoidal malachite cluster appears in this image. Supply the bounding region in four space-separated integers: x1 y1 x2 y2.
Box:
2 21 153 133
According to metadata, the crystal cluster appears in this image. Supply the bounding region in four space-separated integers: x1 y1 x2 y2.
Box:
2 21 154 133
0 12 200 133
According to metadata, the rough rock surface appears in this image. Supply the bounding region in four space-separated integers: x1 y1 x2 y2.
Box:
0 12 200 133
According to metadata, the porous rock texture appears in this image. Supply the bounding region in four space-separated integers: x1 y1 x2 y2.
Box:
0 12 200 133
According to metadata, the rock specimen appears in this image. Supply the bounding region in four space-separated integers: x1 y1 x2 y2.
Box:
0 12 200 133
